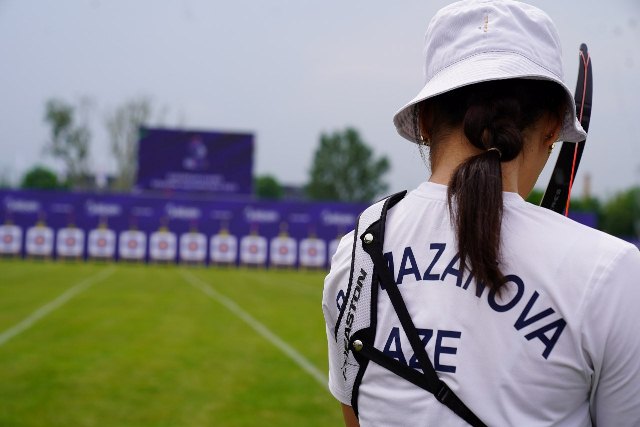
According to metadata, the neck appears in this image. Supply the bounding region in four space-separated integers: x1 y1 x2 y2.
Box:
428 128 522 195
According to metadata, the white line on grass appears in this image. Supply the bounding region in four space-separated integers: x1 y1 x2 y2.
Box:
180 270 328 390
0 266 116 348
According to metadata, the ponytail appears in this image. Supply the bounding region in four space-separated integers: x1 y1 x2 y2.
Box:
421 80 565 293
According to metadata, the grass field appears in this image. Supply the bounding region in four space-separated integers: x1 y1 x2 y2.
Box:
0 259 341 427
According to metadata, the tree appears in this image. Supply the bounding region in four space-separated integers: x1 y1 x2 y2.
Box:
600 187 640 238
255 175 283 200
568 195 601 214
306 128 390 202
20 165 64 190
0 168 12 189
106 97 155 191
44 98 91 188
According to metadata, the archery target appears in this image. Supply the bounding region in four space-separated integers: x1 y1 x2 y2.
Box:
299 238 327 268
210 234 238 263
88 228 116 259
118 230 147 260
26 226 54 256
56 228 85 258
150 231 177 261
179 232 206 262
269 236 297 267
240 235 267 265
0 224 22 255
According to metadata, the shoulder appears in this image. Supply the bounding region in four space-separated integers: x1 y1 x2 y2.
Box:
507 199 635 260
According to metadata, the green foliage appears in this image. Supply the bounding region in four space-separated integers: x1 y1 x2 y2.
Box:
0 261 340 427
20 165 63 190
306 127 390 202
527 188 601 214
255 174 283 200
0 169 12 189
44 98 92 188
525 188 544 205
600 186 640 237
568 196 601 213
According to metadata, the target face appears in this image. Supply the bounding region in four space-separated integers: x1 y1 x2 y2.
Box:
249 244 258 254
35 236 45 245
308 247 317 256
159 241 169 250
219 243 229 253
65 237 76 247
97 238 107 247
188 241 198 251
127 240 138 249
3 234 13 244
279 246 289 255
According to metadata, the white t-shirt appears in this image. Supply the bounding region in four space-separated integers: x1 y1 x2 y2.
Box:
323 182 640 426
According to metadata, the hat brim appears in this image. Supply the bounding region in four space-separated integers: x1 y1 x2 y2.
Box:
393 51 587 144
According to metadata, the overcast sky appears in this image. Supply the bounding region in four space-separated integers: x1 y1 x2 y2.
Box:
1 0 638 199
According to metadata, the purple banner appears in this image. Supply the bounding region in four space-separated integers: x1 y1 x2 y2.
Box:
136 127 253 195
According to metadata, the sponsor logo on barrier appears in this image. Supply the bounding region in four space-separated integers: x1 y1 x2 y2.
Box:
86 200 122 217
244 207 279 223
166 203 201 220
4 197 40 213
321 210 355 227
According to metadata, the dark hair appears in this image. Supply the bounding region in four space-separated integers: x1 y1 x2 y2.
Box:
419 79 566 294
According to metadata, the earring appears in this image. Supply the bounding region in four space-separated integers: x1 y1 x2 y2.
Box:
548 142 556 154
419 134 431 147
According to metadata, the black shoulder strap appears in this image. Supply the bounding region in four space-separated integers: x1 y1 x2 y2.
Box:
351 205 487 427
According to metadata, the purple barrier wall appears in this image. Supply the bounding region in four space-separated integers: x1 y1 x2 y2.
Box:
0 189 365 267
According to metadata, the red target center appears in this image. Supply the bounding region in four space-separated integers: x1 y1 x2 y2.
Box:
35 236 45 245
219 243 228 253
97 238 107 247
127 240 138 249
188 241 198 251
159 241 169 250
3 234 13 244
249 244 258 254
66 237 76 246
308 247 317 256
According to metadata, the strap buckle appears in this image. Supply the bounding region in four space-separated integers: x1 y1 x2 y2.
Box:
435 382 451 404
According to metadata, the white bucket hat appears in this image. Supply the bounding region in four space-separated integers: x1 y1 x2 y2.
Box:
393 0 587 144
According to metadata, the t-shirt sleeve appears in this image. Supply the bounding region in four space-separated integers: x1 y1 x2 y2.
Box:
583 244 640 425
322 230 355 405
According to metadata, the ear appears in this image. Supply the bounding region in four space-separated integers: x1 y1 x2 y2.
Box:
543 112 563 148
418 102 434 142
